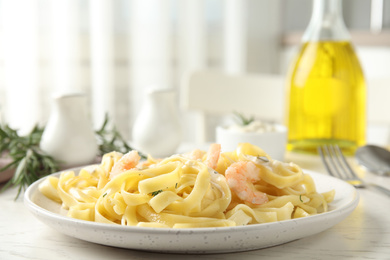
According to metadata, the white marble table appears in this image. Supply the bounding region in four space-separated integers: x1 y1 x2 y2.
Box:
1 151 390 260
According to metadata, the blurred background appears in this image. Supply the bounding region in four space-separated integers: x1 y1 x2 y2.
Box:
0 0 389 144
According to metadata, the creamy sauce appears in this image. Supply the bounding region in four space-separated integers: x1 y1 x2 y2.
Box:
226 121 276 133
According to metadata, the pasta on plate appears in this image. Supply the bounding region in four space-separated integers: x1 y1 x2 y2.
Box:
39 143 335 228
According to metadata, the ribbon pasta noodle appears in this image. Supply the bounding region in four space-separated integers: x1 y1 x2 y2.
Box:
39 143 335 228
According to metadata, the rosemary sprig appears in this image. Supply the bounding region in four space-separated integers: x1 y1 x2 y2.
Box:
95 114 146 159
0 124 60 199
1 113 145 199
233 111 255 126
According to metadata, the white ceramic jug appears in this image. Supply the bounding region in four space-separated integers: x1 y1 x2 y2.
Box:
132 88 182 157
40 93 98 167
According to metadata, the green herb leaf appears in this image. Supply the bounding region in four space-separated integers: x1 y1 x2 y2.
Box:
150 189 163 196
0 124 60 199
95 113 146 159
1 113 145 199
233 111 255 126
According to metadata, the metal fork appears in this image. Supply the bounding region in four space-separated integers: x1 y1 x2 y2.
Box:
318 145 390 196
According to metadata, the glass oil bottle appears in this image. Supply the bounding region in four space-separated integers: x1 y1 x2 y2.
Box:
286 0 366 154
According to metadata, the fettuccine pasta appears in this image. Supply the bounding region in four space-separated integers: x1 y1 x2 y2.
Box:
39 143 335 228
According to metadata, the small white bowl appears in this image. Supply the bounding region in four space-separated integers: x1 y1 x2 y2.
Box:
216 123 288 161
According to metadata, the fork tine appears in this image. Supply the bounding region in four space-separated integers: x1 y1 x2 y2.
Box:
318 145 352 180
326 145 353 180
319 144 363 182
318 146 337 178
332 145 360 180
319 145 390 193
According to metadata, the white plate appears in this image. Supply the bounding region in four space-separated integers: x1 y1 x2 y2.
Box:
24 168 359 254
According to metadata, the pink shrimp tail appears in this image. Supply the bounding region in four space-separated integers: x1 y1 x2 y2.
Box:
110 150 140 178
205 143 221 170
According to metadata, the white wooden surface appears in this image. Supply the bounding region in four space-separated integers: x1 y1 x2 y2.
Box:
1 150 390 260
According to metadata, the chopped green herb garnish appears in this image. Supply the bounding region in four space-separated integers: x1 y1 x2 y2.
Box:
151 189 163 196
103 192 107 197
299 195 303 202
256 156 269 163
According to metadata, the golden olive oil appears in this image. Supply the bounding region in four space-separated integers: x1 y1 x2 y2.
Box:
286 41 366 154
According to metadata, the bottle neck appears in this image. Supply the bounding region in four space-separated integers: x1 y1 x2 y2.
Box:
302 0 350 42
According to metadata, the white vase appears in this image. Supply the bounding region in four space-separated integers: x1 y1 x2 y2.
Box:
40 93 98 167
132 88 182 157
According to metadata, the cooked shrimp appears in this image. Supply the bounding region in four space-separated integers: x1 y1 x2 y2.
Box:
225 161 268 205
188 149 206 161
109 150 141 178
205 143 221 170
